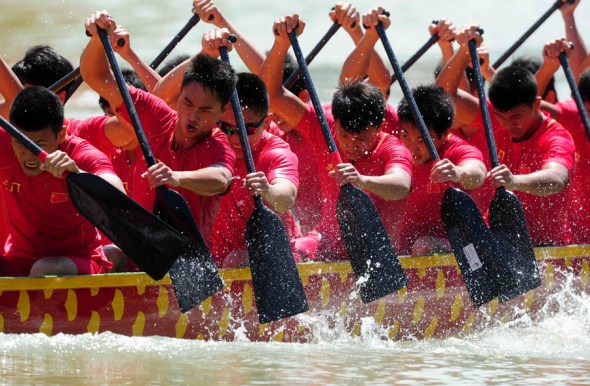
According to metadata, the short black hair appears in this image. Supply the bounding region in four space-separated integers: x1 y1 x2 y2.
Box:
182 53 236 107
10 87 64 135
397 84 455 137
579 68 590 103
489 66 538 112
332 81 386 133
99 69 146 113
158 54 191 77
236 72 269 119
511 56 556 101
12 45 74 89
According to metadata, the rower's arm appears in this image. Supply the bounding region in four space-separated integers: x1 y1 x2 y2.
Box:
560 0 587 80
152 58 190 109
0 57 23 118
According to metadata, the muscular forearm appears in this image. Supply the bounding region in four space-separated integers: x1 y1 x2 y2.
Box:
120 49 162 92
81 37 123 108
176 166 232 196
359 169 411 201
563 14 588 80
0 57 23 112
261 179 297 214
509 167 569 196
152 58 190 109
213 16 265 74
456 162 486 190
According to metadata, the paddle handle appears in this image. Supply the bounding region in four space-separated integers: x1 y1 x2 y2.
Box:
97 27 158 167
468 38 500 168
376 23 440 160
287 31 341 162
390 20 440 85
283 21 341 90
0 115 48 162
492 0 574 69
219 38 265 208
559 52 590 142
150 14 201 70
49 67 81 94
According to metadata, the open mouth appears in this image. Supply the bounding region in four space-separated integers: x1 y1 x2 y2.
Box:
24 160 39 169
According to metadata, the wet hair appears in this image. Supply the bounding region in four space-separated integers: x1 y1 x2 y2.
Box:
331 81 386 133
157 54 191 77
10 87 64 135
182 53 236 107
11 45 74 89
236 72 269 119
489 66 538 112
579 68 590 103
397 84 455 137
99 69 146 114
282 53 307 96
511 56 556 101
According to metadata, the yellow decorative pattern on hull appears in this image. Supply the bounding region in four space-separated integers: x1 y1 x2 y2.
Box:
65 289 77 322
374 300 385 324
112 289 124 321
132 311 145 336
43 289 53 299
320 278 331 308
450 294 463 322
436 270 445 300
87 311 100 334
218 308 230 338
156 286 169 318
412 296 425 323
39 313 52 336
581 261 589 287
175 313 188 338
424 317 437 338
242 283 253 315
17 290 30 322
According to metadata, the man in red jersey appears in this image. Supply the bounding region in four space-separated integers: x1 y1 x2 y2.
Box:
397 85 487 255
538 39 590 243
80 11 236 246
261 14 413 260
209 72 301 268
0 87 125 276
437 25 576 246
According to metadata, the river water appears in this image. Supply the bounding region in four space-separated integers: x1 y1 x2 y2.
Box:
1 0 590 384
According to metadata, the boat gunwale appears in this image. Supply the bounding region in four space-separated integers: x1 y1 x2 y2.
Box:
0 244 588 291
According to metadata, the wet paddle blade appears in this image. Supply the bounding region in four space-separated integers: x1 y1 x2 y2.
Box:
488 188 541 301
66 173 187 280
153 187 224 312
336 184 407 304
246 205 309 324
441 187 504 307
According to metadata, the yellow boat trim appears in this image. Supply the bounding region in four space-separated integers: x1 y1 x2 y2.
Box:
0 245 587 292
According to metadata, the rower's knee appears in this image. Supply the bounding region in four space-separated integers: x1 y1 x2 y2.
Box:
29 257 78 277
104 245 128 273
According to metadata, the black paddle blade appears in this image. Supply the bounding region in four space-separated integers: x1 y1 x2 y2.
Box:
153 188 224 312
336 184 407 304
246 205 309 324
441 187 508 307
65 173 188 280
489 188 541 301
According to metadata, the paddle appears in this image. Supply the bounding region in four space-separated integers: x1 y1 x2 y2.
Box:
376 23 502 307
389 20 441 85
559 51 590 140
49 67 81 94
0 115 195 281
97 27 223 312
149 14 202 70
287 29 407 304
493 0 575 69
64 39 125 103
283 21 341 90
219 35 308 324
468 37 541 301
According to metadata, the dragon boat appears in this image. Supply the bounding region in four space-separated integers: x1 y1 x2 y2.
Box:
0 245 588 342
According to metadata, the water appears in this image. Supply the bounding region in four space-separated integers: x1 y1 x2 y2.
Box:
2 0 590 384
